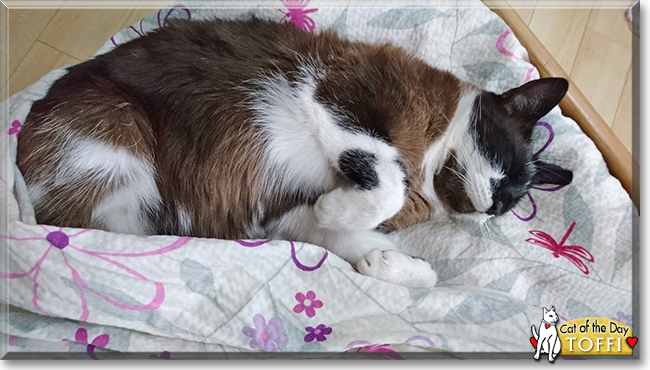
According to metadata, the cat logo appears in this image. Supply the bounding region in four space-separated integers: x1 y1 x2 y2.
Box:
530 306 561 361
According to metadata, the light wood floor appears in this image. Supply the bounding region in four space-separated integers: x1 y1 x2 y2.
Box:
2 1 635 154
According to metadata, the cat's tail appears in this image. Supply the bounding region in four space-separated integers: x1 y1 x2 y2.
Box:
531 325 538 340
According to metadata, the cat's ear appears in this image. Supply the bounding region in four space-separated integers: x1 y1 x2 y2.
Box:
500 78 569 135
544 307 548 313
532 161 573 186
551 306 556 311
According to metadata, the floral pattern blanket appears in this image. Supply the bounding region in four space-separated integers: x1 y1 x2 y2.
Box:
0 0 636 359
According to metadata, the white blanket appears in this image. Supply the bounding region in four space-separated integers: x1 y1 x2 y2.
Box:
0 0 635 359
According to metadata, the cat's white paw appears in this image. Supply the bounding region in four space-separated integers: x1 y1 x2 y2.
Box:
533 353 539 360
314 188 385 231
356 249 437 288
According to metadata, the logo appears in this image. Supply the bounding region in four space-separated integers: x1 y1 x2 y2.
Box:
530 306 637 359
531 306 561 361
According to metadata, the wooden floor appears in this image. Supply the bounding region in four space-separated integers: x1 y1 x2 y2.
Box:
3 1 635 154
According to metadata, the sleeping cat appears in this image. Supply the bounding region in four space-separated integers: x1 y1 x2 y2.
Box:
16 17 572 288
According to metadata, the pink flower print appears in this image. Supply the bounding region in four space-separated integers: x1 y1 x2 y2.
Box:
279 0 318 33
511 121 569 222
304 324 332 342
242 314 288 352
496 29 536 83
293 290 323 317
525 222 594 274
7 120 22 138
63 327 109 360
0 226 191 321
612 311 632 327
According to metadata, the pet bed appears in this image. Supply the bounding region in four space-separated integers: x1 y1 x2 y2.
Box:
0 0 636 359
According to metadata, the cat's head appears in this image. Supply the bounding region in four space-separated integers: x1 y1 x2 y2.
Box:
543 306 559 323
428 77 572 222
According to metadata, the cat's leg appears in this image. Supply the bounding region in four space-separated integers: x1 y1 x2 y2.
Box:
313 133 408 231
533 333 543 360
269 206 437 288
548 333 558 362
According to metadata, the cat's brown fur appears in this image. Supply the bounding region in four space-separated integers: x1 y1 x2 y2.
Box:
17 17 460 237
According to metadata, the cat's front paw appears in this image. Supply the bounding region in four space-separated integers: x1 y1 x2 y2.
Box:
533 353 539 360
314 188 385 231
356 249 437 288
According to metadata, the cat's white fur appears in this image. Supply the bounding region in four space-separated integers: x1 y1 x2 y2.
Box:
532 306 562 361
421 90 504 221
37 136 161 235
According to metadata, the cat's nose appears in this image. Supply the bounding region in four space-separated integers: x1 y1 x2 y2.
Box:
486 201 505 216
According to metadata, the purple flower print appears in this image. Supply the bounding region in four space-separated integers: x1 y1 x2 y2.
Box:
304 324 332 342
293 290 323 317
612 311 632 327
7 120 22 138
242 314 288 352
63 327 109 360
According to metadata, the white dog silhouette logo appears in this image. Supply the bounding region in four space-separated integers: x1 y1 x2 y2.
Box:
530 306 562 361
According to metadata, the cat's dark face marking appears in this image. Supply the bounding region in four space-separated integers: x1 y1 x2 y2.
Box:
433 78 573 220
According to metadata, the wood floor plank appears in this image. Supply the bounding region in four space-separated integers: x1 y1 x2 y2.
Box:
508 0 538 25
528 6 592 74
570 28 632 127
587 6 634 48
612 66 633 154
38 9 136 60
8 9 57 76
8 41 80 96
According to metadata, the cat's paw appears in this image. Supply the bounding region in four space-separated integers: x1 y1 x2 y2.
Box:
314 188 386 231
533 353 539 360
356 249 437 288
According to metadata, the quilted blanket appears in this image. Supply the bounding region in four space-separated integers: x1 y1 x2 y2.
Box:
0 0 636 359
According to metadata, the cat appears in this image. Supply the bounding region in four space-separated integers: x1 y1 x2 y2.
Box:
531 306 562 361
16 17 573 288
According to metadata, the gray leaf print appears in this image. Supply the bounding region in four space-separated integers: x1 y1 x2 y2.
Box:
485 269 519 292
329 9 347 36
63 279 191 336
612 205 635 281
566 298 599 319
456 18 507 43
367 9 447 30
452 218 521 256
408 287 430 307
430 258 487 282
594 160 611 187
563 186 594 250
180 259 217 299
462 61 513 81
436 295 527 325
180 258 224 312
8 305 71 332
524 280 554 305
